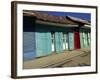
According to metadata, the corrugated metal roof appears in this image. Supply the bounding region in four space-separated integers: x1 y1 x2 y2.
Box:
66 16 90 25
23 11 90 25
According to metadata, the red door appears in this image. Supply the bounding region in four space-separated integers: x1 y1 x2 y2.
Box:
74 31 80 49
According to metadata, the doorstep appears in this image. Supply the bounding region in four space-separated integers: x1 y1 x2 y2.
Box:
23 47 90 69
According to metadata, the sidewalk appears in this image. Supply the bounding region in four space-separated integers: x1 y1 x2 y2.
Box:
23 47 90 69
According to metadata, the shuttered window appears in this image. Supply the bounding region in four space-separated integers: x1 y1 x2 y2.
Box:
68 32 74 50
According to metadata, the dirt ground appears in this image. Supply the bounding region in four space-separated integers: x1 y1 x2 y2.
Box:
23 48 91 69
56 52 90 67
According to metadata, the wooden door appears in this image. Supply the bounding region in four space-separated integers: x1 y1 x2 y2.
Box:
55 32 63 53
79 29 84 48
74 31 80 49
87 32 91 46
82 32 86 47
63 33 66 50
82 30 88 48
85 32 88 47
68 32 74 50
45 32 52 55
83 30 88 48
35 30 52 57
59 32 63 52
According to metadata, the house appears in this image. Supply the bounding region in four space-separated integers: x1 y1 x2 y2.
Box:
23 11 91 60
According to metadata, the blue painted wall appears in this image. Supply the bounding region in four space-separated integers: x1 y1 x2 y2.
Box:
23 16 36 60
23 32 36 60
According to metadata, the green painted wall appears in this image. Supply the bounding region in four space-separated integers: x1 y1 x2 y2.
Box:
35 32 52 57
63 33 68 50
82 30 89 48
80 28 91 48
79 29 84 48
68 32 74 50
35 23 91 57
35 24 52 57
55 32 63 53
88 32 91 46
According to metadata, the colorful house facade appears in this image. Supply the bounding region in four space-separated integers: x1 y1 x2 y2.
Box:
23 11 91 60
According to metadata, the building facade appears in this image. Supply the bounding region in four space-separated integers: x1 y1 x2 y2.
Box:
23 11 91 60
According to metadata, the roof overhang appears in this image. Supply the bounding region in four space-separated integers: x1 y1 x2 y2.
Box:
36 20 79 28
23 11 91 28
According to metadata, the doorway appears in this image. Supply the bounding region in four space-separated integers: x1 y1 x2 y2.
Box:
74 29 80 49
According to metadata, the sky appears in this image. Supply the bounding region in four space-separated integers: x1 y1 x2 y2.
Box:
41 11 91 21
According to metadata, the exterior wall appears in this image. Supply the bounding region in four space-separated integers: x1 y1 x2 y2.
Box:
23 16 36 60
74 28 80 49
35 32 52 57
35 24 71 56
87 32 91 46
68 31 74 50
63 32 68 50
79 28 91 48
23 32 36 60
84 31 88 47
79 29 84 48
23 16 91 60
55 32 63 53
35 24 52 57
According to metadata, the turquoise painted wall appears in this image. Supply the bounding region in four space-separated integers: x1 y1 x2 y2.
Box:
79 28 91 48
23 16 91 60
68 32 74 50
63 33 68 50
35 32 52 57
35 24 52 57
79 29 84 48
85 31 88 47
88 32 91 46
82 30 88 48
55 32 63 53
35 24 70 56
